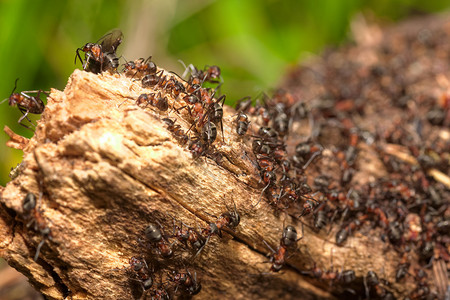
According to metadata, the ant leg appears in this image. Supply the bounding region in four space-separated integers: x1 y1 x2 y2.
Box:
252 182 271 208
34 239 46 261
302 147 323 170
364 274 371 300
193 235 210 260
297 223 304 242
262 239 276 254
17 109 35 131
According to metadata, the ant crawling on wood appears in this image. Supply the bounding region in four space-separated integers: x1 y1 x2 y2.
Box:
21 192 53 261
167 268 202 296
127 256 154 291
123 56 157 78
143 222 173 258
363 270 394 299
194 201 240 258
136 92 169 112
2 78 47 129
263 224 303 272
300 249 356 286
171 218 206 252
162 118 190 146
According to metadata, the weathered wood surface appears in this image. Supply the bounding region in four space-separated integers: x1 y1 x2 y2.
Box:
1 13 449 300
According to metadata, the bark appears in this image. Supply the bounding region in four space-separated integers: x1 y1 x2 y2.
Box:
1 13 449 300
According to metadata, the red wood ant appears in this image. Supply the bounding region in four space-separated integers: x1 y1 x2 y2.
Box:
142 70 165 88
123 56 157 78
335 214 369 246
143 223 173 258
2 79 47 129
181 61 221 85
188 138 209 159
195 203 240 257
127 256 153 291
167 269 202 295
136 92 169 111
75 29 123 74
293 141 323 170
364 270 393 299
21 192 52 261
300 250 356 285
201 202 240 238
171 219 205 252
162 118 189 146
263 224 303 272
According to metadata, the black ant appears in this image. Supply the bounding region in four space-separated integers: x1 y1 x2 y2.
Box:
143 223 173 258
263 224 303 272
21 192 52 261
162 118 189 146
136 92 169 112
167 269 202 295
2 79 47 129
75 29 123 74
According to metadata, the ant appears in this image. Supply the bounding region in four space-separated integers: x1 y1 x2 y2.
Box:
201 202 240 238
21 192 52 261
162 118 189 146
136 92 169 112
235 111 250 136
150 284 171 300
201 121 217 144
2 78 47 129
181 61 221 85
335 214 369 246
143 223 173 258
127 256 153 291
364 270 393 299
188 138 209 159
123 56 157 78
75 29 123 74
263 224 303 272
167 268 202 295
293 141 323 170
195 202 240 257
171 218 205 252
300 250 356 285
142 70 164 88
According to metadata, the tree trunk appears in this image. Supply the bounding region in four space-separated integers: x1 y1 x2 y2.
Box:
1 13 449 300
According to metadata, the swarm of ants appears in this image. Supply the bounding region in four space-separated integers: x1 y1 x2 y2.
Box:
3 26 449 299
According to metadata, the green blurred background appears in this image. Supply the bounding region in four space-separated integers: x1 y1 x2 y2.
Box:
0 0 449 187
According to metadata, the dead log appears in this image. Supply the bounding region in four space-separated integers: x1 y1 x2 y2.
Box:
1 13 449 300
